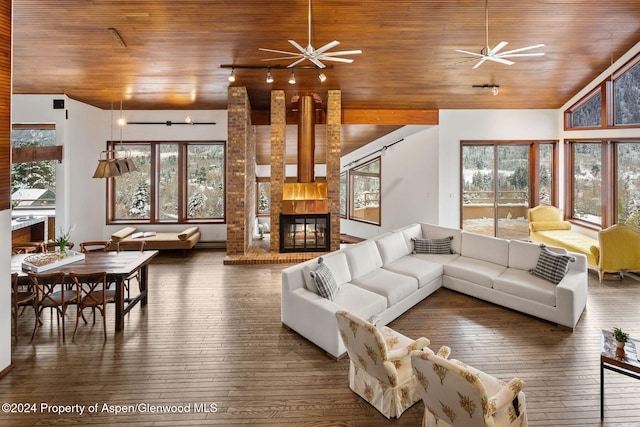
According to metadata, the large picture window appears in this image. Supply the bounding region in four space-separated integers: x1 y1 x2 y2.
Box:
566 140 640 230
108 141 225 224
349 157 380 225
339 171 347 218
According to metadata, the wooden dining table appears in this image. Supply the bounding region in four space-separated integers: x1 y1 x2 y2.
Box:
11 250 159 332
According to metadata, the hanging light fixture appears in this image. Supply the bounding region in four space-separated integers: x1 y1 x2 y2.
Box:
228 68 236 82
266 68 274 83
317 72 327 82
288 70 296 84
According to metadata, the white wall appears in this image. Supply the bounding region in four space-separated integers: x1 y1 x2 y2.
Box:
0 209 11 371
11 96 229 242
340 125 437 238
438 109 559 228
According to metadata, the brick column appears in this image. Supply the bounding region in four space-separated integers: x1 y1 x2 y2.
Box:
326 90 341 251
270 90 286 253
226 87 253 255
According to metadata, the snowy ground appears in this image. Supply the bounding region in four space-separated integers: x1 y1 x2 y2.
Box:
462 217 530 240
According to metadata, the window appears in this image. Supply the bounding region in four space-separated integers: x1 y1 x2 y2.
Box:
570 142 602 225
616 143 640 227
349 157 380 225
613 58 640 125
566 140 640 230
11 125 57 210
256 179 271 216
339 171 347 218
461 141 557 238
569 89 602 128
108 141 225 224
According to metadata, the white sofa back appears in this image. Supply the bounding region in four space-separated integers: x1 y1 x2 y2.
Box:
460 231 509 267
509 239 586 273
345 240 384 280
375 232 412 266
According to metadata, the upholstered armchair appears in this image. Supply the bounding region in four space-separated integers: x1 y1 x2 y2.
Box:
591 224 640 282
335 310 430 419
411 349 527 427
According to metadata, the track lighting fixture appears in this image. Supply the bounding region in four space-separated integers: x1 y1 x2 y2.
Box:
220 64 332 84
288 70 296 84
472 84 500 96
318 72 327 82
228 68 236 82
266 69 274 83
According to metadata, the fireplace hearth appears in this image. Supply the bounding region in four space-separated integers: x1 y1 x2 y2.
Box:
280 213 330 253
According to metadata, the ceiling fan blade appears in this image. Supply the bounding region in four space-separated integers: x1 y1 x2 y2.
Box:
498 52 545 58
317 56 354 63
288 39 308 54
455 49 485 58
321 49 362 57
472 57 488 69
261 56 303 62
485 56 515 66
489 41 508 55
314 40 340 55
287 57 308 68
258 48 300 56
498 44 545 56
309 57 326 68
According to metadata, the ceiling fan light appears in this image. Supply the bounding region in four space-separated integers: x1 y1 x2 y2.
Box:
228 68 236 82
318 72 326 82
266 69 274 83
288 70 296 84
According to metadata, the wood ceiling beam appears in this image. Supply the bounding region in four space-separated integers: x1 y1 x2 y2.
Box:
251 109 438 126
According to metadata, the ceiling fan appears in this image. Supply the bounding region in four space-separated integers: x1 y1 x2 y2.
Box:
258 0 362 68
455 0 545 69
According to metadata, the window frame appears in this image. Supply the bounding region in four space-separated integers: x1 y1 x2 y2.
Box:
106 140 226 225
565 138 640 230
339 171 347 219
348 156 381 226
255 177 271 217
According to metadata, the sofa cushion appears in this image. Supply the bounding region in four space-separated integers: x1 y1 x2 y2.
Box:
421 223 463 254
493 268 557 307
309 258 339 301
334 283 388 319
399 224 423 253
351 269 418 306
383 256 444 288
375 232 411 266
111 227 136 242
460 232 509 267
529 220 571 231
508 239 549 271
412 253 460 265
529 244 575 284
345 240 383 280
444 256 507 288
412 236 453 254
177 226 199 241
303 252 351 294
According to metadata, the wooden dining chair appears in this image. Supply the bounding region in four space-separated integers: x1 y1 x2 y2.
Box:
70 271 114 341
29 271 74 342
116 240 146 300
11 272 37 342
12 241 45 254
80 241 112 253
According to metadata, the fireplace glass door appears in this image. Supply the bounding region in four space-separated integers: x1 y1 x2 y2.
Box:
280 214 330 252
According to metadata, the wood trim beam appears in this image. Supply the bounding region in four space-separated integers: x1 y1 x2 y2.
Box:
251 109 438 126
12 146 63 163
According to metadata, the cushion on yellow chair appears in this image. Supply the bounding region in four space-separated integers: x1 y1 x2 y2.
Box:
529 220 572 232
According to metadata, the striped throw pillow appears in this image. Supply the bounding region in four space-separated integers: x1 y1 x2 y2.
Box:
529 244 575 284
412 236 454 254
309 257 339 301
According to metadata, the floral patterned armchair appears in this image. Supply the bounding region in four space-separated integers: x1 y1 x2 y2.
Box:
410 349 528 427
335 310 431 418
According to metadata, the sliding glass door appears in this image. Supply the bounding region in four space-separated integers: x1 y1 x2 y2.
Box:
462 144 531 239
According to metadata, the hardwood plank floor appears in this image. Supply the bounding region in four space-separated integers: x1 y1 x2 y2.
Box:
3 249 640 426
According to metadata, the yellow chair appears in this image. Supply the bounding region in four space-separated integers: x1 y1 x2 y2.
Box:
592 224 640 282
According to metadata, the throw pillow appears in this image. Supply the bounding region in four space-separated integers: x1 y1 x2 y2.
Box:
412 236 453 254
309 257 339 301
529 244 575 284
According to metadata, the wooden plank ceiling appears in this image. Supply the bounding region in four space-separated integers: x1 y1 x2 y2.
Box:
11 0 640 164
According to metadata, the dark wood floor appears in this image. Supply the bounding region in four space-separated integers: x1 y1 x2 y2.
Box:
3 249 640 426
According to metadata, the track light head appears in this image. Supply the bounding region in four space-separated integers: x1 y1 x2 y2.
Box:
288 70 296 84
228 68 236 82
318 72 327 82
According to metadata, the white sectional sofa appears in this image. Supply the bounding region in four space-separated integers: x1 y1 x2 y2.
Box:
281 223 588 359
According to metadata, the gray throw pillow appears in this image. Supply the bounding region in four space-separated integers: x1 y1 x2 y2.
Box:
529 244 575 284
309 257 339 301
412 236 453 254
